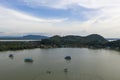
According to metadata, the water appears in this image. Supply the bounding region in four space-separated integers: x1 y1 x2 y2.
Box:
0 48 120 80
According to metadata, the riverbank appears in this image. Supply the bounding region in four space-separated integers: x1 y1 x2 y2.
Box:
0 41 119 51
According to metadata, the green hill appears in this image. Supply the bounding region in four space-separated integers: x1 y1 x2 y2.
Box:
40 34 108 48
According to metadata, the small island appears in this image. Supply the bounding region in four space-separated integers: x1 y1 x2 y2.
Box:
0 34 119 51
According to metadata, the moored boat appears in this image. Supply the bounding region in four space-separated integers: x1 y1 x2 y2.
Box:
64 56 71 60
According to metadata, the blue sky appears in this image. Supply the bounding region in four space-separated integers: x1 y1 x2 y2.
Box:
0 0 98 21
0 0 120 37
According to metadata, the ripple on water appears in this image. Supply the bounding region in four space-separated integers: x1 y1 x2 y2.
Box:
33 73 104 80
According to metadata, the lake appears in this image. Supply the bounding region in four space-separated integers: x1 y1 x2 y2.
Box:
0 48 120 80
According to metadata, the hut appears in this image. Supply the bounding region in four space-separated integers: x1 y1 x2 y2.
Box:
64 56 71 60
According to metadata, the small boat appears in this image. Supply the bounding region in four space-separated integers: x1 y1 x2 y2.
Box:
9 54 13 58
24 58 33 62
64 56 71 60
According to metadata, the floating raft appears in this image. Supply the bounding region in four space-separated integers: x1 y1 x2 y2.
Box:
24 58 33 62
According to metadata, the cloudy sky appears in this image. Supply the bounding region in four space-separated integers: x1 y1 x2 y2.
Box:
0 0 120 37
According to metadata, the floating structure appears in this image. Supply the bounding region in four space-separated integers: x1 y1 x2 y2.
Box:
24 58 33 62
64 56 71 60
9 54 13 58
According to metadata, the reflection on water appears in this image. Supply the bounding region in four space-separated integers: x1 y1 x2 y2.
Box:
0 48 120 80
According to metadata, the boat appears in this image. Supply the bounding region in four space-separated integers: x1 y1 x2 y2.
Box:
64 56 71 60
24 58 33 62
9 54 13 58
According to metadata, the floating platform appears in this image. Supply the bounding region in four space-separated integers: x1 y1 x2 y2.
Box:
24 58 33 62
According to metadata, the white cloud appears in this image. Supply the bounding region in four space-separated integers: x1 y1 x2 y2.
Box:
22 0 120 9
21 0 120 24
0 6 66 33
22 0 120 18
0 6 89 36
0 0 120 38
0 6 66 23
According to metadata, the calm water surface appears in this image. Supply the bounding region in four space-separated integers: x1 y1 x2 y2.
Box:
0 48 120 80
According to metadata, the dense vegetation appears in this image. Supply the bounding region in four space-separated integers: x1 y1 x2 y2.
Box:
105 40 120 50
0 34 119 51
0 41 40 51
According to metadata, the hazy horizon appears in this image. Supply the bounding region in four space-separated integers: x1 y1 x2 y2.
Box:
0 33 119 39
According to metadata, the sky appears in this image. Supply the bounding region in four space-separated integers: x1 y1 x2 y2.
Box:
0 0 120 38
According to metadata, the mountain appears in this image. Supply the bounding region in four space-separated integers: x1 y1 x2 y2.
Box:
0 35 49 40
40 34 108 47
22 35 48 39
84 34 108 44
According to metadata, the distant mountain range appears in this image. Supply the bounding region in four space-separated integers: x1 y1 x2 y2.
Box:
0 35 49 40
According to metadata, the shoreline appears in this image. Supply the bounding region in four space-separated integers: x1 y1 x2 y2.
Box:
0 43 119 52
